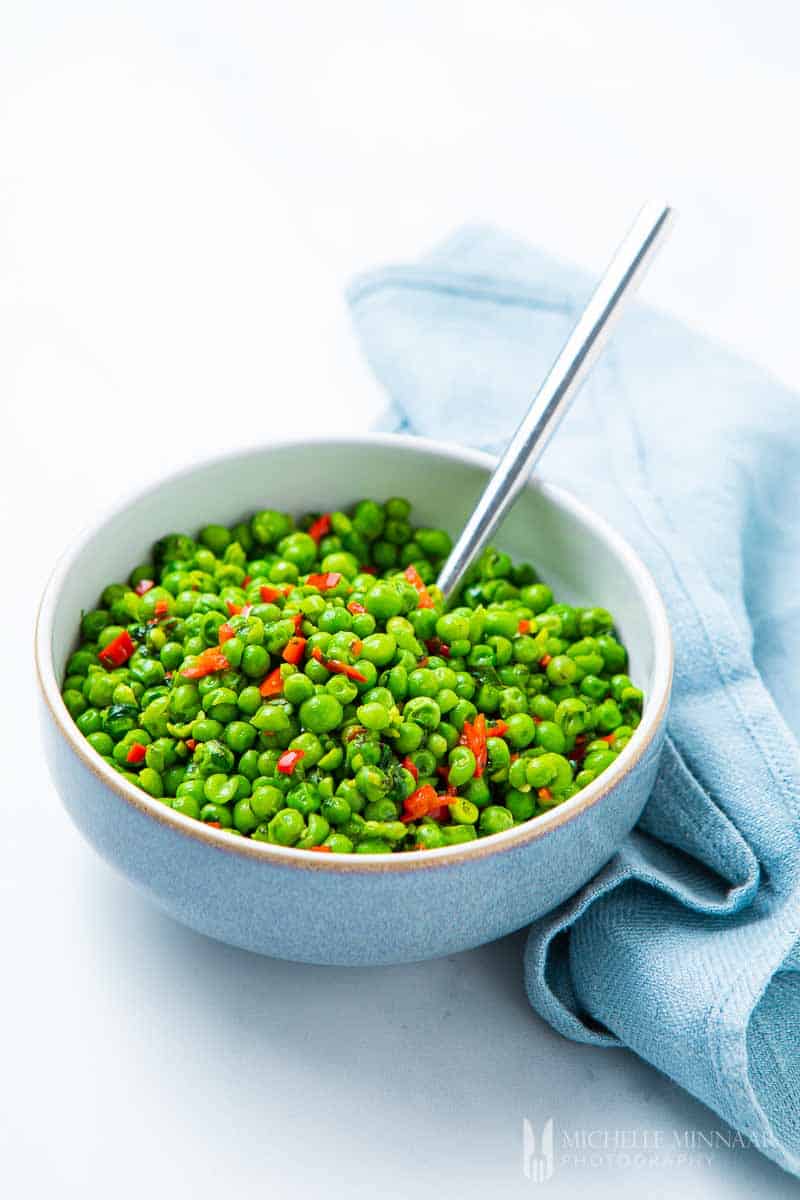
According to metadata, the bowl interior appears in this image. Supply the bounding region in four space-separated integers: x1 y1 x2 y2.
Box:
48 437 665 713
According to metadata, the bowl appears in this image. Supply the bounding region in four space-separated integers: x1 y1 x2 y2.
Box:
36 434 672 965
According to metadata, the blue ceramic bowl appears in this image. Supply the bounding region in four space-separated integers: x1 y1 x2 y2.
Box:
36 435 672 965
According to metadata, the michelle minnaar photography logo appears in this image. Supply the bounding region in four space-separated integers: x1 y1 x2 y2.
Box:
522 1117 765 1182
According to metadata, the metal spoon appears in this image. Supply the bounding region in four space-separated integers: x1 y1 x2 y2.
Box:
436 202 674 601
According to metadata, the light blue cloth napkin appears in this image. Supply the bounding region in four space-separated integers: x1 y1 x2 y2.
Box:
348 226 800 1177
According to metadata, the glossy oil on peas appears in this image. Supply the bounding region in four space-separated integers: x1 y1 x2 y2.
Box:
62 497 644 853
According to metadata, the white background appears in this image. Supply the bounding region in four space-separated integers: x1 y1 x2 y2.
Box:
1 2 798 1196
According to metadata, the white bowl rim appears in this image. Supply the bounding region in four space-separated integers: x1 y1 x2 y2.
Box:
36 432 673 874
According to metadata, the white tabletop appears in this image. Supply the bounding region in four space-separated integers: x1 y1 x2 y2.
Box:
2 3 798 1195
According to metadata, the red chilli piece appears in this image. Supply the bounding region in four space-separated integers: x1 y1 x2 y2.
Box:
218 622 235 645
351 638 363 657
226 601 242 616
402 756 419 782
311 646 367 683
539 654 552 668
404 565 434 609
185 738 198 751
153 599 169 619
98 629 135 669
125 742 147 765
306 571 342 592
459 712 488 777
600 733 617 745
259 667 284 698
425 636 450 658
538 787 553 803
518 618 531 635
310 844 332 853
134 579 155 596
282 636 307 665
307 513 332 543
487 720 509 738
359 565 377 575
242 575 252 587
206 821 221 828
277 748 305 775
401 784 440 823
291 612 304 634
181 647 229 679
347 600 367 615
260 585 291 603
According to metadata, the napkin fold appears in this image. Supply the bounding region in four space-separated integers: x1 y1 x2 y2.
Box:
348 226 800 1177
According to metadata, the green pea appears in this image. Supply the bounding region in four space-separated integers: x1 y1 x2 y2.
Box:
518 583 553 614
199 524 231 555
86 730 114 756
535 720 566 754
479 806 515 836
426 732 448 759
583 749 617 774
356 701 391 731
139 767 163 798
299 693 343 734
441 824 478 845
355 765 386 803
448 796 479 824
596 699 623 732
503 713 536 749
171 793 201 820
403 696 441 729
225 721 257 753
395 721 424 753
250 785 285 820
365 581 404 620
237 644 267 679
251 509 293 546
281 672 313 704
268 808 305 845
448 745 477 787
200 802 233 827
231 798 258 834
505 789 536 822
77 707 103 736
251 704 292 736
324 833 355 853
204 773 239 805
235 685 262 717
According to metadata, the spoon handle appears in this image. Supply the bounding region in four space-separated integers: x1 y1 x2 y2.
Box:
436 202 674 601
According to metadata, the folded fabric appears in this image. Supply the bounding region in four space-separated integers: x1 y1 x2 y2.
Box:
348 226 800 1177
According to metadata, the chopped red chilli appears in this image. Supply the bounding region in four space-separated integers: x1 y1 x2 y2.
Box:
98 629 135 669
181 647 229 679
310 646 367 683
282 636 307 665
259 667 284 697
277 749 305 775
134 579 155 596
125 742 147 765
305 572 342 592
403 564 434 608
307 513 332 543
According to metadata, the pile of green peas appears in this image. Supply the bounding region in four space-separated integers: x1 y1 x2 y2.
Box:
61 497 644 854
